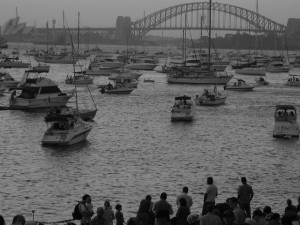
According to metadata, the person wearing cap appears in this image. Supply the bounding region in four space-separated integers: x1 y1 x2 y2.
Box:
91 207 108 225
153 192 173 225
176 187 193 209
237 177 254 218
202 177 218 216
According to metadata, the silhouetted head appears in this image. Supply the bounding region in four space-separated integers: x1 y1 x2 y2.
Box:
183 186 189 193
160 192 167 200
207 177 213 185
287 199 292 206
241 177 247 184
146 195 152 201
115 204 122 211
82 194 91 203
12 215 26 225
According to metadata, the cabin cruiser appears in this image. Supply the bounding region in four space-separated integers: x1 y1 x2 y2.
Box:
266 61 290 73
32 63 50 73
10 70 73 109
273 105 299 138
194 85 227 106
65 72 94 85
109 68 142 80
125 57 158 70
0 57 30 68
224 79 255 91
171 95 195 121
167 67 232 84
99 82 134 94
42 110 93 145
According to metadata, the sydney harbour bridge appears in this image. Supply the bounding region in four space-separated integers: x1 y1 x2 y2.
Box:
32 2 288 41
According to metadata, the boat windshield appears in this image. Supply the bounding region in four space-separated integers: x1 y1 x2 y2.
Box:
275 108 297 122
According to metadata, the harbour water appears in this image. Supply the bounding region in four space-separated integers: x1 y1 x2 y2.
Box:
1 46 300 223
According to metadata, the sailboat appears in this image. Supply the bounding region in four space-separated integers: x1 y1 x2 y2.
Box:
66 20 97 121
167 1 232 84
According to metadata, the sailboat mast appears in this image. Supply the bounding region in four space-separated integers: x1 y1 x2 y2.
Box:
16 7 19 52
46 21 49 53
208 0 212 71
255 0 258 55
78 12 80 53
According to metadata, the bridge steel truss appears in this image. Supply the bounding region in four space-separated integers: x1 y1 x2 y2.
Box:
131 2 286 39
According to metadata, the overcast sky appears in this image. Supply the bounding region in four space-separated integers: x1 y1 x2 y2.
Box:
0 0 299 28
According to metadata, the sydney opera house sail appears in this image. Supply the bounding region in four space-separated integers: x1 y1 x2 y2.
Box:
1 17 20 36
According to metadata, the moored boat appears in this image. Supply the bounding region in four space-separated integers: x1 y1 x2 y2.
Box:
32 63 50 73
42 111 93 145
273 105 299 138
0 71 20 88
171 95 195 121
224 79 255 91
10 70 73 109
285 75 300 86
194 85 227 106
266 61 290 73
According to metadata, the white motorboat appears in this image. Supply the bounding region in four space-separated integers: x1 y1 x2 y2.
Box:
171 95 195 121
32 63 50 73
0 57 30 68
266 61 290 73
110 77 138 88
0 71 20 88
99 83 134 94
65 73 94 85
273 105 299 138
42 111 93 145
109 68 142 80
10 70 73 109
86 63 118 76
255 77 269 85
194 85 227 106
125 57 157 71
224 79 255 91
167 67 233 84
285 75 300 86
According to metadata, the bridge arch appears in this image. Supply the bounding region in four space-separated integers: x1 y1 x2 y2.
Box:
131 2 286 39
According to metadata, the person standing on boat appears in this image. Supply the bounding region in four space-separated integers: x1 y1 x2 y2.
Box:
202 177 218 216
10 90 16 105
237 177 254 218
80 194 95 225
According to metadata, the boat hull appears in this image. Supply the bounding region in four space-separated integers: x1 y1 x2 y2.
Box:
10 95 73 109
125 63 157 71
42 126 92 145
195 96 227 106
236 68 266 76
167 76 232 84
225 86 254 91
106 89 133 94
273 121 300 138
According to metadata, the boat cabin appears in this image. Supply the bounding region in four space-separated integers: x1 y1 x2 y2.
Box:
274 105 297 123
173 95 193 109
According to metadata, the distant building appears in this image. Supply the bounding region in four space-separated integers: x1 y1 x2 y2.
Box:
115 16 132 42
286 18 300 48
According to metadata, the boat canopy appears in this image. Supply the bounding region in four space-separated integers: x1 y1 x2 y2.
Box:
45 114 75 122
275 105 297 111
237 79 246 83
175 95 191 100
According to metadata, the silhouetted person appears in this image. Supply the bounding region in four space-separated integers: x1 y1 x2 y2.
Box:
237 177 253 218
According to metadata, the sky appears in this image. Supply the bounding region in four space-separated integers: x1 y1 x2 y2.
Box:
0 0 299 29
